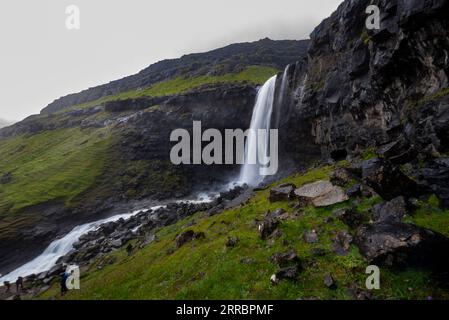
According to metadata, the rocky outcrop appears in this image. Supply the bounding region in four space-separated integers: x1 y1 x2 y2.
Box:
279 0 449 158
275 0 449 207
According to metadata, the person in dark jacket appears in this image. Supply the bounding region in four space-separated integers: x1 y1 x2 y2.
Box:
60 272 69 296
15 277 23 293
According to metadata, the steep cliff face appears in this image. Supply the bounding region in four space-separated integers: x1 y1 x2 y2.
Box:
285 0 449 160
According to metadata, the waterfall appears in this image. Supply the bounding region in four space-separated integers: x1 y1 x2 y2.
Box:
297 74 308 107
277 65 290 107
239 75 277 186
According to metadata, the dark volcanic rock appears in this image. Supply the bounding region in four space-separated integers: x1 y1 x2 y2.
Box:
419 158 449 208
355 222 449 268
377 137 417 164
175 230 196 248
332 231 353 256
330 168 351 187
361 158 418 200
346 184 362 198
304 230 319 244
270 250 301 268
324 273 337 290
258 213 280 240
333 207 365 229
372 196 407 223
269 183 296 202
271 266 299 284
225 237 239 248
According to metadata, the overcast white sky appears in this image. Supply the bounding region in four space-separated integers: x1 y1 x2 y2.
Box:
0 0 343 121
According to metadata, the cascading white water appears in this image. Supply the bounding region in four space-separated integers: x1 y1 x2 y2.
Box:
239 75 277 186
0 190 219 283
0 207 160 283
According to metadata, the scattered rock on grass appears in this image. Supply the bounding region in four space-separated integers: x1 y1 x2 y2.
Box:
269 183 296 202
295 181 349 207
270 250 300 268
258 213 280 240
226 237 239 248
270 266 299 284
333 207 364 229
304 230 319 244
175 230 205 248
324 273 337 289
332 231 353 256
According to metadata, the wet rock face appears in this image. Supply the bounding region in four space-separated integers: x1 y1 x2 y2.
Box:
282 0 449 159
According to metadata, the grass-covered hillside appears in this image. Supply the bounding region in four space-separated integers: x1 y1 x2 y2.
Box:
0 62 278 272
61 65 278 113
0 64 277 217
42 38 309 114
36 162 449 300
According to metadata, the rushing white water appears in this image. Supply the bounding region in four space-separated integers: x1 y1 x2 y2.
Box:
239 75 277 186
0 207 160 283
0 190 218 283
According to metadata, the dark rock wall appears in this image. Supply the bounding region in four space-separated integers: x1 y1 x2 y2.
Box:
283 0 449 159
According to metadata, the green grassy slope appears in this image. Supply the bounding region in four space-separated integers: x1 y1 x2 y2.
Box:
0 128 112 215
62 66 278 112
38 163 449 300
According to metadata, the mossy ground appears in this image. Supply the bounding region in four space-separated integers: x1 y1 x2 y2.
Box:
37 163 449 300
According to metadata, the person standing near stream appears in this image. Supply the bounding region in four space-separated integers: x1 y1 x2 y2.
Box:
60 271 69 296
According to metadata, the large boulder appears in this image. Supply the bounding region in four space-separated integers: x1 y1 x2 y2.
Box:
294 181 349 207
269 183 296 202
355 222 449 267
376 136 417 164
372 196 407 223
361 158 418 200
